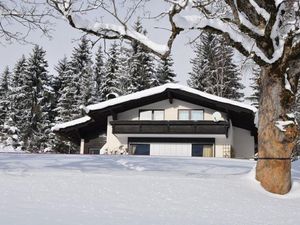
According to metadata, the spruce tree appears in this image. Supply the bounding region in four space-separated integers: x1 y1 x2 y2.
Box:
53 57 79 153
92 45 106 102
0 67 10 127
156 55 176 85
246 67 260 108
188 32 218 92
128 20 156 92
69 37 94 106
116 42 131 95
55 58 79 122
188 32 244 101
216 39 244 100
22 45 54 152
101 42 121 100
8 56 28 149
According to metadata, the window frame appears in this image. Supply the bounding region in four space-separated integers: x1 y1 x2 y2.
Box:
139 109 165 120
178 109 204 120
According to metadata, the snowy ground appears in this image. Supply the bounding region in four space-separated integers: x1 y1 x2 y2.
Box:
0 154 300 225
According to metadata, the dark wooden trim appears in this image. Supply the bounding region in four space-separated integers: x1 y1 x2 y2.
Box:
167 91 173 104
128 137 215 144
110 109 118 120
111 120 229 135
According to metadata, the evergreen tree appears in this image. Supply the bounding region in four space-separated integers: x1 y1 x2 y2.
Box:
7 56 28 149
69 37 94 106
22 45 54 152
246 67 260 108
53 57 79 153
116 42 131 95
128 20 156 92
101 42 121 100
188 33 218 92
188 32 244 101
0 67 10 126
54 58 79 123
92 45 106 102
156 55 176 85
216 40 244 100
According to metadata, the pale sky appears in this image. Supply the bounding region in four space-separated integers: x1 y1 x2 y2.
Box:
0 3 253 99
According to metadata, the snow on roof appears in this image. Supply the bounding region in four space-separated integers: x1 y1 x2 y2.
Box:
52 116 92 132
85 83 257 113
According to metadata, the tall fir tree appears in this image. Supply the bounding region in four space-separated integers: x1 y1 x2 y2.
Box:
188 32 244 101
101 42 121 100
69 37 94 106
156 55 176 85
7 56 28 149
246 67 261 108
92 45 106 102
188 32 219 92
22 45 54 152
128 20 156 92
116 42 131 95
0 67 10 127
53 57 79 153
54 58 79 122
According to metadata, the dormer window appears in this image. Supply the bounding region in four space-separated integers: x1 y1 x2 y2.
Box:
139 110 164 120
178 109 204 120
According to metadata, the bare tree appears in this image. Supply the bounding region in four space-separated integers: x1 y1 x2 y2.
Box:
48 0 300 194
0 0 53 44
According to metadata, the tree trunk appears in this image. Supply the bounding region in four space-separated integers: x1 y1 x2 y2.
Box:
256 64 298 195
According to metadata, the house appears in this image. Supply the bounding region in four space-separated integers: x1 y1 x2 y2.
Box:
52 83 257 158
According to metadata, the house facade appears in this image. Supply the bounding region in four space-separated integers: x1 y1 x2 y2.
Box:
53 84 257 159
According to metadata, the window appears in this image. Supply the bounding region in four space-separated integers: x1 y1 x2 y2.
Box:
191 110 204 120
192 144 213 157
130 144 150 155
178 109 204 120
178 110 189 120
153 110 164 120
139 110 164 120
139 110 152 120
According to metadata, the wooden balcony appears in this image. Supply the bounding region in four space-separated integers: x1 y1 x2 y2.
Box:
110 120 230 136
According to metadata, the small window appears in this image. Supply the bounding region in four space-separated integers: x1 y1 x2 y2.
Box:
178 110 189 120
191 110 204 120
139 110 164 120
139 110 152 120
153 110 164 120
178 109 204 120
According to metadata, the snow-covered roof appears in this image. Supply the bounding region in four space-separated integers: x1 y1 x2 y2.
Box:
85 83 257 113
52 116 92 132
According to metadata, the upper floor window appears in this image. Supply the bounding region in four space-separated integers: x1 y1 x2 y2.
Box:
139 110 164 120
178 109 204 120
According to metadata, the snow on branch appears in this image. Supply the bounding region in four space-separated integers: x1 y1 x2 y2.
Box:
48 0 172 58
275 120 295 132
173 14 281 64
47 0 300 65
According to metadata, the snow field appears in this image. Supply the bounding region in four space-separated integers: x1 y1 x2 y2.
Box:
0 154 299 225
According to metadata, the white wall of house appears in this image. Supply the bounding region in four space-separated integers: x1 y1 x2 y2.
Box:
104 99 255 159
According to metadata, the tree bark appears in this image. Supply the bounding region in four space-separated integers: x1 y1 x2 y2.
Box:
256 64 298 194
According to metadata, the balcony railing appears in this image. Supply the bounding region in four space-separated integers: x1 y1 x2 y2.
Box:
110 120 230 136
